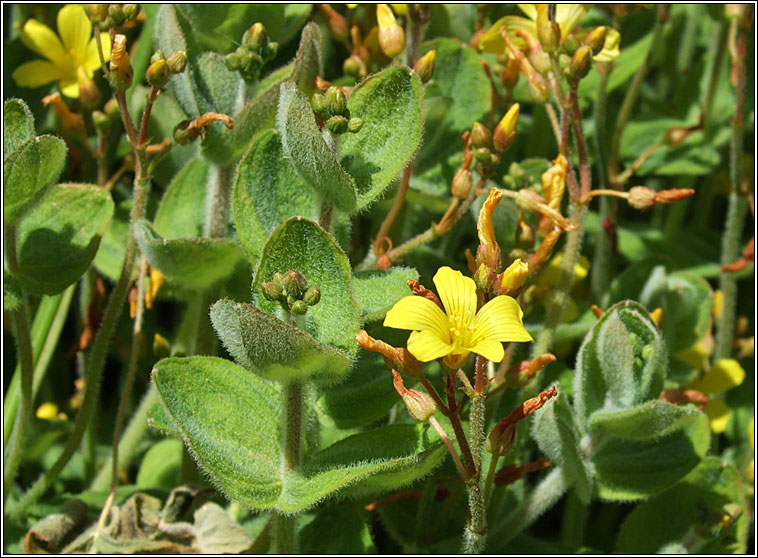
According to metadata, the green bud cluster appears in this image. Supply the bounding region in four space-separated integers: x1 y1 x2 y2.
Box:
225 23 278 82
145 49 187 89
261 270 321 316
89 3 141 30
502 162 534 191
311 86 364 136
92 97 120 132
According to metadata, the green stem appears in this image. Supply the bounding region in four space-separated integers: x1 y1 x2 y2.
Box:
715 17 748 360
10 97 151 519
559 488 588 548
4 287 74 443
462 390 487 553
90 385 159 491
204 164 233 239
531 203 587 359
413 476 437 549
488 466 568 547
483 452 500 506
4 293 35 500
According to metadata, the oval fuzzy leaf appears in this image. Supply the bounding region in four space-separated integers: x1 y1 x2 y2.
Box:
135 220 249 290
15 184 114 295
210 299 350 382
589 400 706 441
152 357 282 508
574 300 667 428
4 98 35 160
277 424 445 513
339 66 423 209
253 218 360 356
300 504 377 554
352 267 418 322
93 200 130 282
591 410 710 500
277 81 357 212
233 129 317 263
153 155 209 240
4 135 67 223
617 457 749 554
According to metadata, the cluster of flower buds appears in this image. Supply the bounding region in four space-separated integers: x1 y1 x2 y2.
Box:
85 4 141 30
225 23 278 82
261 270 321 316
145 50 187 89
311 86 364 136
92 98 121 133
174 112 233 145
486 386 557 457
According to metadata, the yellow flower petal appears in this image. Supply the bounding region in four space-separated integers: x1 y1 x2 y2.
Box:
478 15 536 54
84 32 112 70
472 295 533 344
594 27 620 62
12 59 64 88
433 267 477 326
477 188 503 265
470 338 505 363
517 4 538 20
555 4 590 36
20 18 68 68
693 359 746 394
704 399 729 434
384 295 449 341
57 4 91 61
59 77 80 98
407 330 453 362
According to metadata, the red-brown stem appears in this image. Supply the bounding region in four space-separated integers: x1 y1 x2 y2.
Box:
374 165 413 255
419 373 449 414
444 369 476 477
138 87 160 146
568 83 592 198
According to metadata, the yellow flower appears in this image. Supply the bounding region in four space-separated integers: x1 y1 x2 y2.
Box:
479 4 621 63
686 358 745 434
12 5 111 98
384 266 533 369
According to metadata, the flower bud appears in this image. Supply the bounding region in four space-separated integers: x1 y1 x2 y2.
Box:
627 186 656 210
486 421 516 456
261 281 283 302
92 110 109 131
392 370 436 422
108 4 126 26
474 147 493 164
104 98 120 119
311 92 327 115
377 4 405 57
84 4 108 24
536 4 561 53
109 34 133 91
663 127 689 146
326 115 349 135
493 103 519 152
153 333 171 360
146 58 169 88
150 50 165 64
347 117 364 133
515 189 544 214
290 300 308 315
325 86 348 117
246 22 268 52
173 120 196 145
343 55 366 79
123 4 141 21
166 50 187 74
282 270 307 298
562 33 579 55
525 69 551 102
320 4 349 43
569 46 593 80
471 122 492 149
583 26 607 56
225 51 242 71
516 213 535 249
303 286 321 306
498 258 530 293
77 70 101 110
451 168 473 199
413 49 436 83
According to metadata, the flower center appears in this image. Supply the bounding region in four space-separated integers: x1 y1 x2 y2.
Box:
448 309 476 349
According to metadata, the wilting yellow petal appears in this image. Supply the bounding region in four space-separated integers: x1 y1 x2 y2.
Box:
478 15 536 54
20 18 68 68
12 60 64 88
704 399 729 434
542 154 568 212
433 267 477 326
57 4 91 60
472 295 533 344
691 358 745 394
477 188 503 267
594 27 620 62
384 295 449 340
407 330 453 362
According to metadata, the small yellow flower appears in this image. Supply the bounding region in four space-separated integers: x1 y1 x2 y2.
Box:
12 5 111 98
384 266 533 369
479 4 621 63
686 358 746 434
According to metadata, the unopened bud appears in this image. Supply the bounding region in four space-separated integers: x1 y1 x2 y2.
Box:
493 103 519 152
173 121 196 145
325 86 348 116
452 168 473 199
290 300 308 315
311 92 327 115
146 58 169 88
498 258 530 293
413 49 436 83
343 55 366 79
569 46 593 80
166 50 187 74
104 98 119 120
347 117 364 133
392 370 436 422
123 4 140 21
303 286 321 306
663 127 689 146
562 33 579 55
92 110 109 131
377 4 405 57
516 213 535 249
282 270 307 298
246 23 268 52
474 147 493 164
320 4 349 43
536 4 561 53
262 281 283 302
627 186 656 210
84 4 108 24
108 4 126 26
151 50 165 64
109 35 133 91
584 26 607 56
526 70 551 102
515 189 544 214
471 122 492 149
326 115 349 135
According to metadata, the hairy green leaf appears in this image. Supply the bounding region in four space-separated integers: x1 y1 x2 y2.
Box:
590 400 705 441
352 267 418 322
4 98 35 160
300 504 377 554
153 156 209 240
